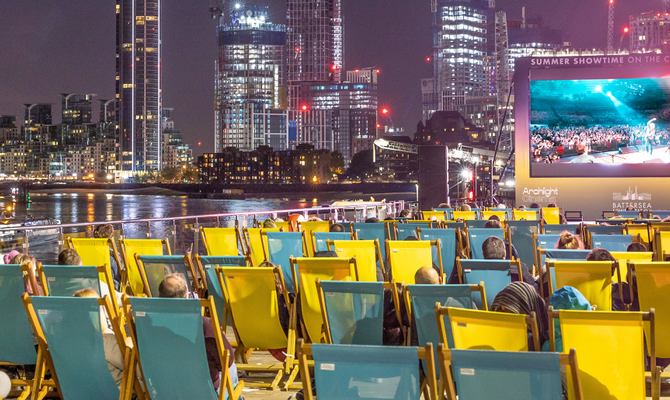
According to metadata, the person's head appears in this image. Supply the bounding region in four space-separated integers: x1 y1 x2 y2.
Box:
485 219 502 229
547 203 557 208
262 219 277 229
3 250 20 264
73 288 98 298
365 217 379 223
575 143 587 155
158 273 188 298
556 231 583 250
490 282 548 346
627 242 648 252
529 203 540 209
482 237 506 260
58 248 82 266
330 223 345 233
437 203 449 209
314 250 338 257
586 248 615 262
399 209 411 218
518 205 527 210
488 214 500 222
414 266 440 284
459 204 472 212
93 224 115 239
404 235 418 241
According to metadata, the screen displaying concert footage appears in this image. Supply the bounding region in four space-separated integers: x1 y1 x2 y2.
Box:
529 77 670 177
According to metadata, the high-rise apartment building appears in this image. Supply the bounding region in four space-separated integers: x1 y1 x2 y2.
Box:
116 0 161 173
630 12 670 53
214 4 288 152
61 93 96 146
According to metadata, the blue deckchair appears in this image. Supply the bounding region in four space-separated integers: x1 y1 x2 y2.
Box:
467 228 505 259
458 259 521 308
591 234 633 252
313 232 351 253
319 281 385 345
39 264 104 296
196 255 247 325
543 224 577 234
417 228 458 282
507 221 540 272
136 255 199 297
265 231 305 293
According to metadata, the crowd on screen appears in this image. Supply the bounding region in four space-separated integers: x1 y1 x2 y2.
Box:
531 125 670 163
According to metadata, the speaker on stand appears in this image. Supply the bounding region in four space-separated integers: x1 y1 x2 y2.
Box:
417 145 449 209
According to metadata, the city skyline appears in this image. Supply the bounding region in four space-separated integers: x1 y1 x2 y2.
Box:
0 0 664 155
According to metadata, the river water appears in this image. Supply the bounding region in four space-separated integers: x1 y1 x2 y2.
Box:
0 191 412 262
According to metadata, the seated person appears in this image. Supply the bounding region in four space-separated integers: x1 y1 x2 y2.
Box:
482 237 536 289
414 266 440 285
58 248 119 302
93 224 121 289
491 281 548 350
11 253 43 295
73 288 124 388
329 223 345 233
158 274 238 390
556 231 584 250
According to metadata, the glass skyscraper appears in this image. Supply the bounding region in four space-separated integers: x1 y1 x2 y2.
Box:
116 0 161 173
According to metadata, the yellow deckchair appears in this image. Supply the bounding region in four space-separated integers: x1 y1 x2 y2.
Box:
243 227 279 266
610 252 653 283
654 230 670 261
119 238 171 296
299 221 330 257
69 237 123 286
386 240 443 284
550 309 658 400
629 262 670 365
513 209 538 221
547 260 618 311
422 210 447 221
327 239 384 282
542 207 561 225
290 257 358 343
200 227 240 256
437 307 539 352
452 210 477 221
216 267 298 390
625 224 651 246
482 210 508 221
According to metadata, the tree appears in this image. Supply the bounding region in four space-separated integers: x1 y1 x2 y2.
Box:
346 150 376 181
160 167 181 183
330 151 345 176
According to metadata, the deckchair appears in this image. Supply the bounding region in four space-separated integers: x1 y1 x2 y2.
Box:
37 264 119 317
541 207 561 225
406 284 485 363
135 254 200 297
299 343 439 400
119 238 171 296
125 296 242 400
386 240 443 284
610 252 652 283
300 221 331 257
439 348 583 400
507 221 540 272
654 230 670 261
549 309 658 400
465 219 489 229
625 223 651 246
452 210 478 221
585 225 624 248
290 257 358 343
482 210 508 221
629 263 670 364
242 227 279 266
23 295 129 400
467 228 505 259
546 260 618 311
216 267 298 390
351 222 389 244
312 231 351 254
422 210 447 221
327 239 384 282
533 233 561 270
195 255 247 327
0 265 44 400
395 221 433 240
651 210 670 219
437 307 539 352
513 209 539 221
457 259 522 308
318 281 385 345
591 234 632 252
445 221 465 230
200 227 241 256
263 231 306 293
69 237 122 285
417 228 458 282
542 224 577 234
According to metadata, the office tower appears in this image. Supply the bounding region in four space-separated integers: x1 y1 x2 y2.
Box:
116 0 161 173
287 0 344 152
214 4 288 152
507 10 562 76
630 12 670 53
61 93 96 146
161 108 193 169
432 0 491 116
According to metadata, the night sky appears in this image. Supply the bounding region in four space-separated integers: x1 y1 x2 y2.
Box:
0 0 663 154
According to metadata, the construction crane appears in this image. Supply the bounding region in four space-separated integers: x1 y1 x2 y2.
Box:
209 0 224 20
665 0 670 13
607 0 615 54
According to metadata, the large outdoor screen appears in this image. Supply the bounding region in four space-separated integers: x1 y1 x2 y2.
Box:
530 77 670 177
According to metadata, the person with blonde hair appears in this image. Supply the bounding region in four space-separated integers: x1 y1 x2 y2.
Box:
555 231 584 250
11 253 43 295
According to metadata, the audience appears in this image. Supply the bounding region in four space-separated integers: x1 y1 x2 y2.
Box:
491 281 548 350
158 274 238 390
482 237 536 288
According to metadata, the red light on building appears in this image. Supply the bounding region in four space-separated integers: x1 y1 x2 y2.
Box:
295 46 301 53
425 56 432 63
623 26 629 34
380 107 390 115
375 69 381 74
376 123 381 129
331 64 338 71
197 141 203 147
468 190 474 201
301 104 309 111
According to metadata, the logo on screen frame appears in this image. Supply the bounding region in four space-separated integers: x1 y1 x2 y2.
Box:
522 187 559 204
613 187 652 210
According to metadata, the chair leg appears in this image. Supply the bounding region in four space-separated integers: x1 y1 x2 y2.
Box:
283 365 300 391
